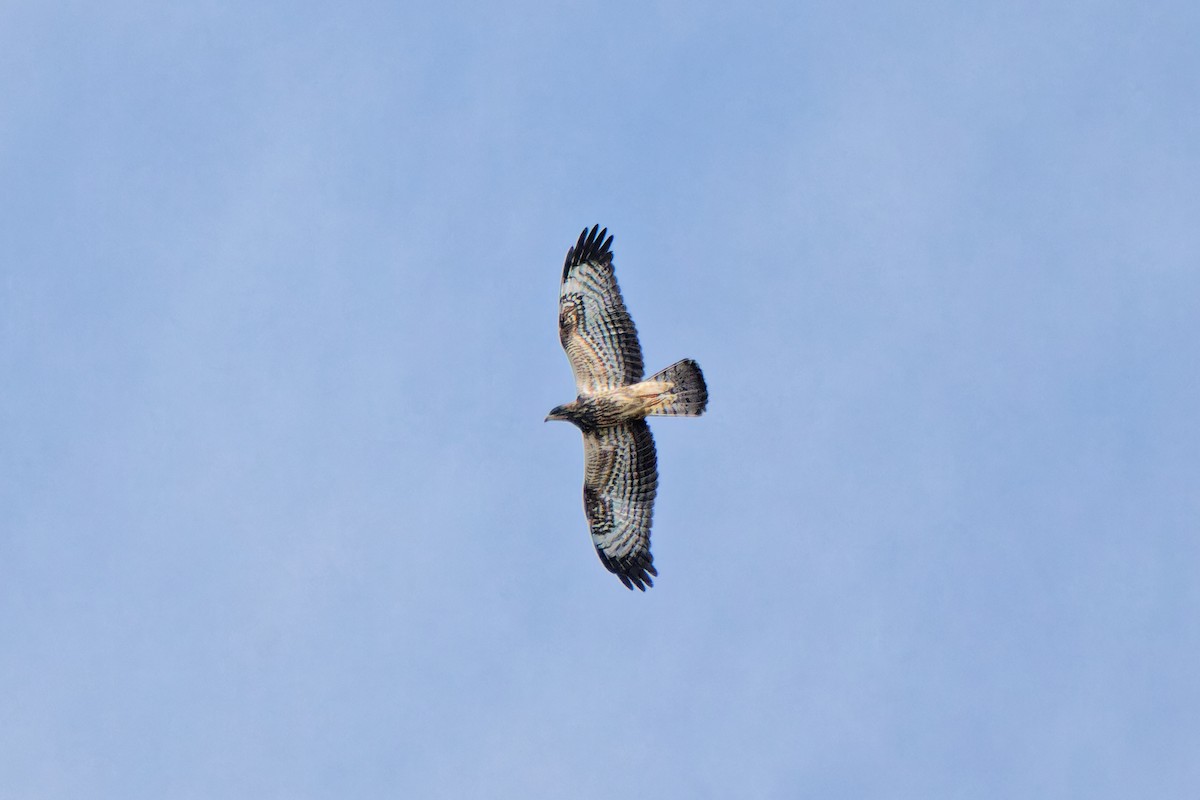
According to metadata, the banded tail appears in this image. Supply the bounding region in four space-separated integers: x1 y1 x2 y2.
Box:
643 359 708 417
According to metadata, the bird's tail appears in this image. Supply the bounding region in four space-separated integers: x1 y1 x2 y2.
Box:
642 359 708 417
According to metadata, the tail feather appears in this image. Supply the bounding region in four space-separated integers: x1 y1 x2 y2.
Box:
644 359 708 417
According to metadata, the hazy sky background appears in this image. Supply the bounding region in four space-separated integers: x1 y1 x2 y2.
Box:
3 1 1199 797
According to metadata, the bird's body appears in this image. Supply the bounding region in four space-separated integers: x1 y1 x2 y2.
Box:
548 381 670 432
546 225 708 590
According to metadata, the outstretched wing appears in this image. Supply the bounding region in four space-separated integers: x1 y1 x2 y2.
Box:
581 419 659 590
559 225 644 392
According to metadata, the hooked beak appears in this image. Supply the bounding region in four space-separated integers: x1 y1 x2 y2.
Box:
545 405 566 422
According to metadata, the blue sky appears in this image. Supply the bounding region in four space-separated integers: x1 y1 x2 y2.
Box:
3 1 1199 797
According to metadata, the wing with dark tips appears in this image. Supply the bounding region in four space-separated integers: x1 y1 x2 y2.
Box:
581 419 658 590
558 225 644 392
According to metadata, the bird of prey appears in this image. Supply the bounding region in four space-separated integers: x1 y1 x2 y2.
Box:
546 225 708 590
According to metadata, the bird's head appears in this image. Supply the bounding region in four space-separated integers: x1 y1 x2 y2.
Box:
545 403 571 423
545 399 597 431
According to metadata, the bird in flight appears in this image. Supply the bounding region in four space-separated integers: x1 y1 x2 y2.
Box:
546 225 708 590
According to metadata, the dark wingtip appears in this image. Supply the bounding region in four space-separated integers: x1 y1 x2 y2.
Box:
562 224 614 281
599 549 656 591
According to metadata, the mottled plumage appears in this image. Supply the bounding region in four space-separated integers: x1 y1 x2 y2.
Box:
547 225 708 590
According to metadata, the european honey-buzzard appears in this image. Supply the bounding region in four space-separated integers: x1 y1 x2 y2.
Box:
546 226 708 590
